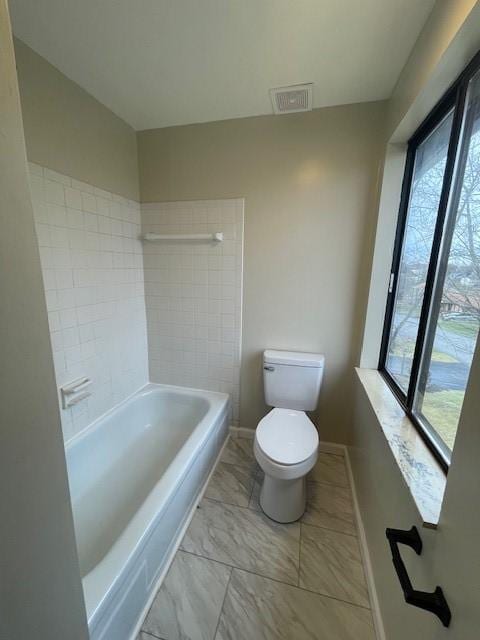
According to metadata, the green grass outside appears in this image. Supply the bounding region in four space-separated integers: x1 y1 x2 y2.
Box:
438 319 479 339
391 338 458 363
390 314 476 452
421 389 464 450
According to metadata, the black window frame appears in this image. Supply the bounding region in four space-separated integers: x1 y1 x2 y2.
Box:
379 49 480 473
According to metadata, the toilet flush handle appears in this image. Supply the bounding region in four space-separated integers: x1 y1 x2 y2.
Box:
264 365 275 372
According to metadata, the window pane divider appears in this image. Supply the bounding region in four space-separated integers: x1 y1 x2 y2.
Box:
406 85 468 414
378 70 478 472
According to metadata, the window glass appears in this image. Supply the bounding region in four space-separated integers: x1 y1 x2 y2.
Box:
385 111 454 392
414 72 480 458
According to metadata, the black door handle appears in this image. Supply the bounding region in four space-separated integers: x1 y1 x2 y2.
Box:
385 526 451 627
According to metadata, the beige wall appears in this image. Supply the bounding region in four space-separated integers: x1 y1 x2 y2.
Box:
387 0 479 139
138 102 386 441
0 5 88 638
5 2 480 637
351 345 480 639
14 38 139 200
352 3 480 639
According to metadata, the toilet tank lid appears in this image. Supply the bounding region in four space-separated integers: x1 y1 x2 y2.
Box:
264 350 325 368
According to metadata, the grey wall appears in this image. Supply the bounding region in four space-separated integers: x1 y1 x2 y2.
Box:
0 3 88 638
14 38 140 201
138 102 386 442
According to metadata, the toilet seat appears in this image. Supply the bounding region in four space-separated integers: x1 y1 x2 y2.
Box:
256 408 318 466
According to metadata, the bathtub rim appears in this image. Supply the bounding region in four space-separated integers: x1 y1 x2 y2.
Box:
65 382 229 625
64 381 220 450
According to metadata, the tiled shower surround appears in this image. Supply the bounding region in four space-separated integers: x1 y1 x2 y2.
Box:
29 164 244 438
28 163 148 441
142 199 244 424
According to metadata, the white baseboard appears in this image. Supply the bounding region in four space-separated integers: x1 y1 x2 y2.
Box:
129 434 231 640
344 447 386 640
229 426 345 458
318 441 345 456
229 425 254 438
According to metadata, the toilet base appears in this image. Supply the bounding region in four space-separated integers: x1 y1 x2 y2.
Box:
259 474 307 523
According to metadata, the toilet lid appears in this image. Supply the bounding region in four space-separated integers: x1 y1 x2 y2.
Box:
256 408 319 465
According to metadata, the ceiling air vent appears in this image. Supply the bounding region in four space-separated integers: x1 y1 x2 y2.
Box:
269 83 313 115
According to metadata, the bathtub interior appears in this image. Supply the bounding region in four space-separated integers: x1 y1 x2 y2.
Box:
66 388 210 577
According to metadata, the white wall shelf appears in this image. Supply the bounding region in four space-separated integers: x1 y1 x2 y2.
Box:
142 231 224 242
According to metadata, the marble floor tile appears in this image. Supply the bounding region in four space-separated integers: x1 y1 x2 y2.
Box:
215 569 376 640
205 461 254 507
220 436 256 469
180 498 300 584
309 452 348 487
301 482 356 535
142 550 231 640
299 523 370 607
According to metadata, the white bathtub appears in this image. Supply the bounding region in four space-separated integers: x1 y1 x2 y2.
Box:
65 383 230 640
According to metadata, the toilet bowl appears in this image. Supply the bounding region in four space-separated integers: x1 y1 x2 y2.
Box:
254 349 324 523
254 408 318 522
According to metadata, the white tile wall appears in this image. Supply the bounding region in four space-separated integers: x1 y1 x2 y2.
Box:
142 199 244 424
29 163 149 442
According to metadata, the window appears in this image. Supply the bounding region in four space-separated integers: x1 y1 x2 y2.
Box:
380 55 480 470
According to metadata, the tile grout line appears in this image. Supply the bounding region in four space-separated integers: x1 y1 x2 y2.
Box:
225 442 350 487
300 520 359 539
167 450 374 640
212 566 234 640
300 521 371 608
208 445 356 534
297 521 303 587
247 466 258 505
217 458 257 471
307 477 351 490
197 453 369 606
201 496 359 539
224 441 350 486
179 547 372 612
199 442 370 609
204 495 250 509
138 629 168 640
206 459 257 508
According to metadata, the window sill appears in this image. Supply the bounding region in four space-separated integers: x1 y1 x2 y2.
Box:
355 367 446 528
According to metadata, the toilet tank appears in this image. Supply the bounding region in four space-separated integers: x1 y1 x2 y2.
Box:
263 350 325 411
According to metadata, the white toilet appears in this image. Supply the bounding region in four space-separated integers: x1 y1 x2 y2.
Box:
254 349 325 523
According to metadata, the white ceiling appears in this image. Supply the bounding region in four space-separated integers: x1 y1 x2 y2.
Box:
10 0 435 131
